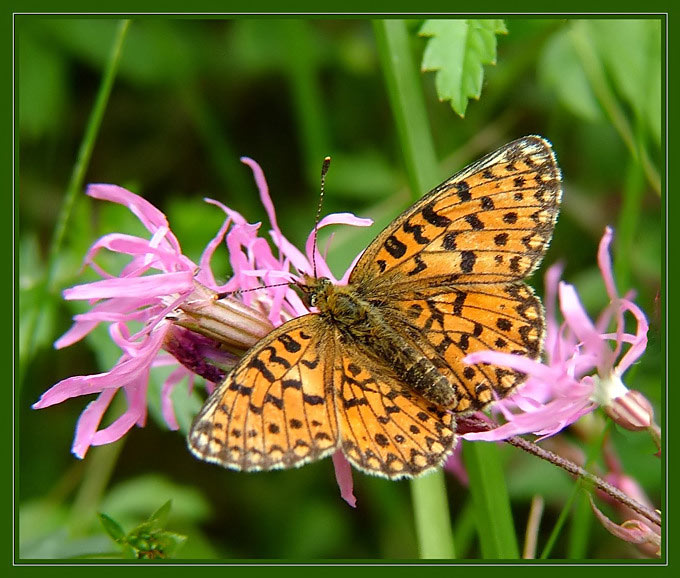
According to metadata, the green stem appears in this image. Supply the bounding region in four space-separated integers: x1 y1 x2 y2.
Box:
21 20 131 386
614 127 646 294
373 18 455 559
569 21 660 195
69 394 127 534
281 20 329 186
463 442 519 558
567 489 592 558
409 470 456 558
47 19 131 288
373 20 440 198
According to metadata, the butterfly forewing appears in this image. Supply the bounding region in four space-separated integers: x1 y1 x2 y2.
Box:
350 136 561 287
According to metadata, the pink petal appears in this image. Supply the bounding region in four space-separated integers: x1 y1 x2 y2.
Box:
86 184 171 238
543 262 564 361
240 157 282 244
614 299 649 374
196 202 233 288
63 270 194 300
464 351 560 385
71 388 118 458
90 384 147 446
161 367 194 430
598 226 618 300
332 450 357 508
559 282 614 371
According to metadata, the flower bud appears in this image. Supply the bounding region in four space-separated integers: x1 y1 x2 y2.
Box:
605 389 655 431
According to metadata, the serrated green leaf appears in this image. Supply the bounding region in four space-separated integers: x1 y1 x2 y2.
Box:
419 19 507 117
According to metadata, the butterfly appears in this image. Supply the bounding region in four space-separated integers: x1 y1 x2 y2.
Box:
188 136 562 479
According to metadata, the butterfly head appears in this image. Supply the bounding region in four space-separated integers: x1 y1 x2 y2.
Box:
299 275 333 309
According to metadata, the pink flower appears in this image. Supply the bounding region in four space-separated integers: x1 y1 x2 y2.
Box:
461 227 652 442
34 159 371 507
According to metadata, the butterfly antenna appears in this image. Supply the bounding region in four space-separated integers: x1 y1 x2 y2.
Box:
215 282 293 300
312 156 332 279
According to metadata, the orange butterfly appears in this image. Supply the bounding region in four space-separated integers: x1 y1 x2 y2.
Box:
188 136 561 478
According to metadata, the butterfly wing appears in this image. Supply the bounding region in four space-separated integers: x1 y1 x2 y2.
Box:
188 315 340 471
333 345 457 478
350 136 561 287
383 282 544 413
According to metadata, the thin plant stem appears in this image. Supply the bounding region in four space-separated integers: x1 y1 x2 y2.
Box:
21 20 131 385
461 416 660 527
569 21 660 195
523 495 544 559
373 19 456 559
69 392 127 534
614 128 646 294
506 435 660 527
47 19 131 288
463 441 520 558
409 471 456 559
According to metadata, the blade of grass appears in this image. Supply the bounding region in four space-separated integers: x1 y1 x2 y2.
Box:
614 125 646 294
20 19 131 386
47 19 131 288
463 441 519 558
409 470 457 559
567 488 593 558
540 420 611 558
280 20 330 187
569 21 660 195
373 19 454 559
373 19 439 198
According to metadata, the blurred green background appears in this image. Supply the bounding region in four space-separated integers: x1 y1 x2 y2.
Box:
18 17 662 559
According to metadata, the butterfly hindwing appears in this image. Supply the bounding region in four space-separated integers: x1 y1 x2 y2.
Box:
333 347 457 478
383 281 544 413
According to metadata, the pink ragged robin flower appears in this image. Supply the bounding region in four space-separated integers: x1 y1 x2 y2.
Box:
461 226 654 444
33 158 371 506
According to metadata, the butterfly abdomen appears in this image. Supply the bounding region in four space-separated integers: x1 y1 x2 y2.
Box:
313 281 458 408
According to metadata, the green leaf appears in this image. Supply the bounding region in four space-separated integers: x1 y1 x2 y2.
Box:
99 500 187 559
419 19 507 117
147 500 172 528
538 28 603 122
98 513 127 543
586 19 661 145
463 442 519 558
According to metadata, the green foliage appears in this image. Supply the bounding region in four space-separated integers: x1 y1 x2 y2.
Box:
419 19 507 117
99 501 186 559
538 20 661 195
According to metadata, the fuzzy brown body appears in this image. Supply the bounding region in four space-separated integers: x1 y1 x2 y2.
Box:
303 276 457 407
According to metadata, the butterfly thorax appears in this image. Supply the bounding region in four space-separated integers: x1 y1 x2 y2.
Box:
300 275 458 408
